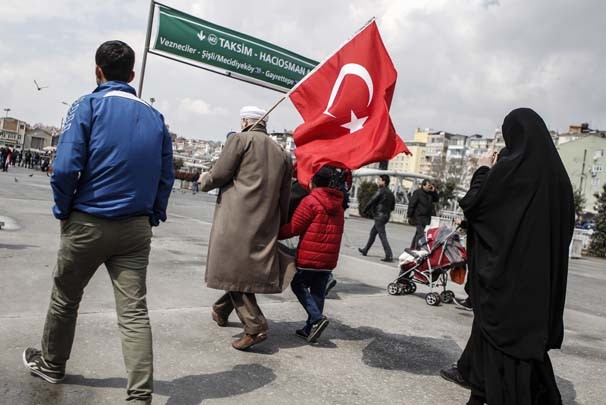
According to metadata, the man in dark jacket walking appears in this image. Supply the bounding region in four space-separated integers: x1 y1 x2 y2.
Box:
407 180 439 249
359 175 396 262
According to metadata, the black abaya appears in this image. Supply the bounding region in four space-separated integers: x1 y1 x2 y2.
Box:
459 320 563 405
457 108 574 404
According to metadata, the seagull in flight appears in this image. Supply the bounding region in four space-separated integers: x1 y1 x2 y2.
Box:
34 80 49 91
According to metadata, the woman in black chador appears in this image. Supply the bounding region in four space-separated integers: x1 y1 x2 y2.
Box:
444 108 575 404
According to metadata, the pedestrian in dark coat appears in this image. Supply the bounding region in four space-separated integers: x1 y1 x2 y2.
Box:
3 148 12 171
358 175 396 262
407 180 439 249
26 150 32 168
191 171 200 194
0 147 6 172
453 147 510 311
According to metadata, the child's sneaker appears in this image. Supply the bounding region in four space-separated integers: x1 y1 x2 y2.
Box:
307 317 329 343
22 348 65 384
295 328 309 340
325 279 337 296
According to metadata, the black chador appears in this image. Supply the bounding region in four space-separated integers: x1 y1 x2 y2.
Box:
457 108 574 405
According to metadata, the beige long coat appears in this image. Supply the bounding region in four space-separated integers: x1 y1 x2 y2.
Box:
201 125 293 293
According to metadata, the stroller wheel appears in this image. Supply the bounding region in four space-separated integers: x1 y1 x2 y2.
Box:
425 292 441 306
440 290 455 304
401 280 416 295
387 283 400 296
408 281 417 294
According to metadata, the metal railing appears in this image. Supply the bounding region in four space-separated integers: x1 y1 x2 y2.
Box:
348 201 463 226
350 201 595 259
570 228 593 258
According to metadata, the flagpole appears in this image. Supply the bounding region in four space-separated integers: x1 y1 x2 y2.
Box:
247 95 288 131
138 0 156 97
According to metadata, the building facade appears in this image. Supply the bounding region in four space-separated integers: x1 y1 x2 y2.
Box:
491 129 506 151
0 117 27 151
557 124 596 146
422 131 471 179
23 127 53 150
269 131 295 160
558 132 606 213
388 128 494 185
388 141 426 174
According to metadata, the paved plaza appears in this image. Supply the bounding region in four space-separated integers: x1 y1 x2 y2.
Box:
1 167 604 404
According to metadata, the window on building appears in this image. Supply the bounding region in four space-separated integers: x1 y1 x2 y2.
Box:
593 163 603 173
592 177 600 187
595 149 604 159
31 137 45 150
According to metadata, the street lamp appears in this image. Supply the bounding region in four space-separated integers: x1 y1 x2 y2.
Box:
3 108 10 118
59 102 70 130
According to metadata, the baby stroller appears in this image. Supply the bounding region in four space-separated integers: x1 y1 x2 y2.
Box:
387 226 467 306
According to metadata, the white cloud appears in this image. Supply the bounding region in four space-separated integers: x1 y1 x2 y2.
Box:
179 98 228 116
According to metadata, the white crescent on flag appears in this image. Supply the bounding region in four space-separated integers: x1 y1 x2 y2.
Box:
323 63 374 118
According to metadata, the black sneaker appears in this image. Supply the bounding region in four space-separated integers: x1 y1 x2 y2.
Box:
380 257 394 263
440 365 470 389
358 248 367 256
453 297 473 311
23 348 65 384
307 317 329 343
325 279 337 296
295 328 309 340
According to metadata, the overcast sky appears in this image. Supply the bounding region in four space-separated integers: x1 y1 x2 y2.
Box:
1 0 604 141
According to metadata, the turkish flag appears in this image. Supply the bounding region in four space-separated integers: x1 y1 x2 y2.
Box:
289 20 410 187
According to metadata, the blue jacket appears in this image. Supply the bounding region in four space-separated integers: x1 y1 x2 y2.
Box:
51 81 175 225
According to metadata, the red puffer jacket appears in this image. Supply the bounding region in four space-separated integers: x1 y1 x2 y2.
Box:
279 187 345 270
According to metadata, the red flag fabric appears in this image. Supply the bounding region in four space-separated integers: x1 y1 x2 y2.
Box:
289 20 410 187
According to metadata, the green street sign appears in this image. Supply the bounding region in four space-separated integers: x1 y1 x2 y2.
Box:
153 5 318 92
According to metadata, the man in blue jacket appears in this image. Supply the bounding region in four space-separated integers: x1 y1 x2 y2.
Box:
22 41 174 404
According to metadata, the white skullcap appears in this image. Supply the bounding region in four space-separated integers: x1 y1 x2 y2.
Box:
240 105 268 122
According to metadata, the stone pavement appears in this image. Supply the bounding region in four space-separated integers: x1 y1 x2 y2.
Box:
1 167 604 404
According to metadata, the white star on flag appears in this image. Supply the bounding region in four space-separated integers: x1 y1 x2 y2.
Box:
341 110 368 133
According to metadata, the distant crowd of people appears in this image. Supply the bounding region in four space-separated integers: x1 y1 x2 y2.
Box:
0 147 53 173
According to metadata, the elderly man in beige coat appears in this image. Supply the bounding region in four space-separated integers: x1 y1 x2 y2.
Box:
200 106 292 350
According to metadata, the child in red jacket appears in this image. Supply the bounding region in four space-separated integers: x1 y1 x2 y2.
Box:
279 166 345 342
